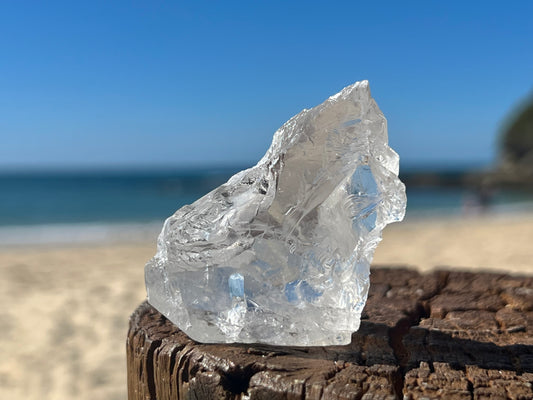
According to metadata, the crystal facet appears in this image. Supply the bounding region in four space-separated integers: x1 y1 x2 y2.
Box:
145 81 406 346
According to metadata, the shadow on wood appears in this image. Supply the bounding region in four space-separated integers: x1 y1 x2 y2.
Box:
127 267 533 399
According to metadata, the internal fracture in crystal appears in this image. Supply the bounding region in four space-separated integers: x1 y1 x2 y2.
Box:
145 81 406 346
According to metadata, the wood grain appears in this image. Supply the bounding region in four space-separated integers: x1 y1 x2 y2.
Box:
127 267 533 399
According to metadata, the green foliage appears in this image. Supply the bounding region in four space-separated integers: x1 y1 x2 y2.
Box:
501 98 533 164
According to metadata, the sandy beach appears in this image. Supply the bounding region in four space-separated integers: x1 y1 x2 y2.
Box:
1 213 532 400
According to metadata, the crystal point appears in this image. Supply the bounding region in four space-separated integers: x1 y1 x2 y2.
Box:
145 81 406 345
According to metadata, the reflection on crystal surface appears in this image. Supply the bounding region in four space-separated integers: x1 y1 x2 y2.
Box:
145 81 406 345
228 273 244 299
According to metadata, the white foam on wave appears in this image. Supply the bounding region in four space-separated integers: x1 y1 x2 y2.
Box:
0 221 162 247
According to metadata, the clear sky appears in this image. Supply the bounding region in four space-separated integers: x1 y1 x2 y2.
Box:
1 1 532 170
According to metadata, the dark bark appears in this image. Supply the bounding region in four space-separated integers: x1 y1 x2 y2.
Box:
127 267 533 399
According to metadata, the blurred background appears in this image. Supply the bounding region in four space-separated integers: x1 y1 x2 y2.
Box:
1 2 532 400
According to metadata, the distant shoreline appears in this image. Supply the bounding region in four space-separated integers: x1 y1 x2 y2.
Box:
2 203 533 247
1 166 533 246
0 221 162 247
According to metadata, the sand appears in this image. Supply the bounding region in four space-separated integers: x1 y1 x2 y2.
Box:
1 213 532 400
0 244 154 400
374 212 533 274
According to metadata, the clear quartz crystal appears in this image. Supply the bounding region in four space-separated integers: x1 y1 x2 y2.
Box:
145 81 406 346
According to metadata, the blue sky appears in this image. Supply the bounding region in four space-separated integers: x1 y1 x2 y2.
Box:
1 1 532 169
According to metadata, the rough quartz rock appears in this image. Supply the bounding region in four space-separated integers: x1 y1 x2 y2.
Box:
145 81 406 346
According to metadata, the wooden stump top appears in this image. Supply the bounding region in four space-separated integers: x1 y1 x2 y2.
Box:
127 267 533 399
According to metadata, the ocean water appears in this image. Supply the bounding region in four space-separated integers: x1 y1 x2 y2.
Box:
1 167 533 245
0 168 239 245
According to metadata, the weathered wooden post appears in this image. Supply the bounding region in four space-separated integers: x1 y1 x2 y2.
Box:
127 267 533 399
